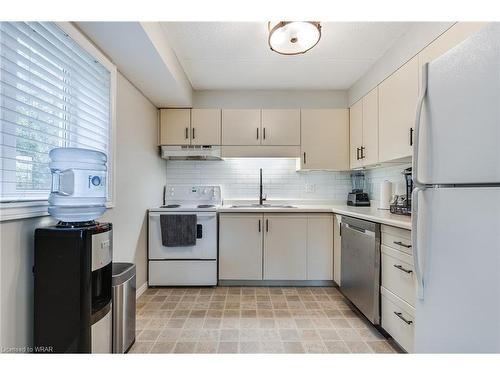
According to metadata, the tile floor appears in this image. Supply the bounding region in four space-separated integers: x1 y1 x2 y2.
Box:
130 286 397 354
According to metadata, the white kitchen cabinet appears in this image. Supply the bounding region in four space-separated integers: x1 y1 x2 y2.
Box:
263 214 307 280
350 88 379 169
300 109 349 171
381 287 415 353
418 22 488 92
306 214 333 280
261 109 301 146
191 108 221 145
333 214 342 286
349 99 363 169
222 109 261 145
361 87 379 166
381 245 416 306
159 108 191 145
378 56 419 162
219 213 263 280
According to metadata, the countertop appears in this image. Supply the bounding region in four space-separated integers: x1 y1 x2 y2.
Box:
217 200 412 230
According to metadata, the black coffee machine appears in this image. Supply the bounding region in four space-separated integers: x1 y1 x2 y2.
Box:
390 167 413 215
347 171 370 207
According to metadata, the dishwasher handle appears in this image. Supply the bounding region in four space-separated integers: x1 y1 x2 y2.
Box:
343 222 376 237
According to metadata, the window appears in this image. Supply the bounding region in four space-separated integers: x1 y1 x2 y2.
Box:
0 22 116 217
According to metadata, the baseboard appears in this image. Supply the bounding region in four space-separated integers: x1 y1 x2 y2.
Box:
218 280 336 287
136 282 148 299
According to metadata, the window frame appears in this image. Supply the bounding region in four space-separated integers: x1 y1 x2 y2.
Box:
0 22 117 221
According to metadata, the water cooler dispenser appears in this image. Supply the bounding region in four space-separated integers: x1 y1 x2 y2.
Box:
34 148 113 353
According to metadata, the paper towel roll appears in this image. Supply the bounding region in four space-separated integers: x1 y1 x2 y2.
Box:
378 180 392 210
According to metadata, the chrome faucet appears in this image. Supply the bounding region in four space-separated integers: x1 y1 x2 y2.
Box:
259 168 267 205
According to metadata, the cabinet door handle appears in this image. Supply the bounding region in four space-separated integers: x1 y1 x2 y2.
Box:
256 128 259 139
394 311 413 325
192 127 195 139
258 219 261 232
303 152 306 164
265 219 269 232
410 127 414 146
360 146 365 159
185 127 189 139
394 241 412 248
356 147 360 160
263 127 266 140
393 264 413 274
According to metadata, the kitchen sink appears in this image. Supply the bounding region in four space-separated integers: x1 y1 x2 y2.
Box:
230 204 297 209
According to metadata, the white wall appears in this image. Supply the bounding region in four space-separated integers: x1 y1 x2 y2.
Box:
193 90 347 109
100 72 165 290
0 72 163 351
348 22 453 105
166 158 352 202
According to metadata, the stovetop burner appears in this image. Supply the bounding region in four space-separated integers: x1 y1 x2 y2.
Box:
162 204 181 208
197 204 215 208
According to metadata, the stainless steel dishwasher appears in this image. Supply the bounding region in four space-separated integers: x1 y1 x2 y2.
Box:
340 216 381 325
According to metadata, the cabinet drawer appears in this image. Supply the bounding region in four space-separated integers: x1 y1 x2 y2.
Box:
381 287 415 353
381 225 412 255
381 245 416 306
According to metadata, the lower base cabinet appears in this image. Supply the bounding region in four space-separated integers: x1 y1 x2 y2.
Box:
264 214 307 280
381 287 415 353
219 213 333 281
219 214 263 280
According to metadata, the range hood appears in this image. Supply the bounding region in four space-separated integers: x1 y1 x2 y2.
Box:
160 145 223 160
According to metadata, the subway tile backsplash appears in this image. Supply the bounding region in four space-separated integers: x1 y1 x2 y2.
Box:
165 158 351 201
365 163 412 200
165 158 412 203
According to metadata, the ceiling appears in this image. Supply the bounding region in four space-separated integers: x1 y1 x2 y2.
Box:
160 22 417 91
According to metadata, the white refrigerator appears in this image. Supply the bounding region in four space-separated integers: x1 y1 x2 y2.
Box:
412 23 500 353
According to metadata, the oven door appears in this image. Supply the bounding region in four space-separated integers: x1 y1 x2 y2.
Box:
148 211 217 260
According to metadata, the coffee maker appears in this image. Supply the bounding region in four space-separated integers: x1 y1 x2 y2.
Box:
389 167 413 215
347 172 370 207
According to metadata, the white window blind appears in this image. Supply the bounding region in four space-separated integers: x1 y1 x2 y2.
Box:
0 22 111 203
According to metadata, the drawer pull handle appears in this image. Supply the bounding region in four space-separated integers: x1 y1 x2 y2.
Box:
393 264 413 274
394 311 413 325
394 241 412 248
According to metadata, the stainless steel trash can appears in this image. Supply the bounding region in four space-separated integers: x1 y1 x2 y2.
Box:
112 263 136 353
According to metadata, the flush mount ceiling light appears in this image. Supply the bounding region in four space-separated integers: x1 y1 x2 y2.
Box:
268 21 321 55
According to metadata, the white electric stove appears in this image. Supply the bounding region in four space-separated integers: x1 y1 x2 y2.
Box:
148 185 221 286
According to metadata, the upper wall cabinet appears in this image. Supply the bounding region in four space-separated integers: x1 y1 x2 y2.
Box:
222 109 261 146
191 108 221 145
362 87 379 166
378 56 419 163
160 108 221 146
350 88 379 169
261 109 300 146
417 22 488 91
159 108 191 145
300 109 349 171
349 99 363 169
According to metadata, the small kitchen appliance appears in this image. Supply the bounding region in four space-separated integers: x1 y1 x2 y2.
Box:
389 167 413 216
347 172 370 206
34 147 113 353
148 185 221 286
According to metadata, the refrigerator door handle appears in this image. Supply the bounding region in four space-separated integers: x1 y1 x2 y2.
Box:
412 63 428 187
412 186 425 299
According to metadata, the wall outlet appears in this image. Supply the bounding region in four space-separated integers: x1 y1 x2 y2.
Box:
305 184 316 193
